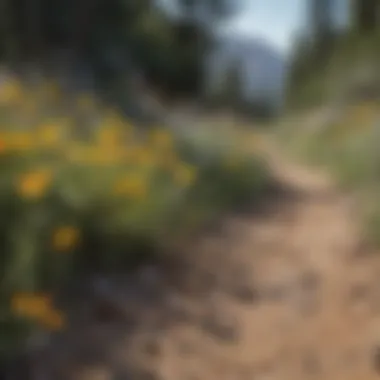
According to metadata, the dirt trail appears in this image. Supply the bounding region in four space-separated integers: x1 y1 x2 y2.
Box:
27 132 380 380
146 134 380 380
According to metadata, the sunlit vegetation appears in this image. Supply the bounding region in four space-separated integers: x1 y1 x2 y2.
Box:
281 99 380 243
0 75 269 358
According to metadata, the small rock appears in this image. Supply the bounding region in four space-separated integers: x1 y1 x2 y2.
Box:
200 313 239 343
230 283 259 304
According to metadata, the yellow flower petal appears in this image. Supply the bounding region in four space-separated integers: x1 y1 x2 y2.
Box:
114 175 148 199
16 169 52 199
52 226 80 252
11 293 52 320
11 293 66 331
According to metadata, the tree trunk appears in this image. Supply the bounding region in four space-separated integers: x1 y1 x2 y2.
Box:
352 0 380 34
310 0 335 65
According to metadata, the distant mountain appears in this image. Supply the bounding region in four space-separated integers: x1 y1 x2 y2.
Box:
204 35 288 108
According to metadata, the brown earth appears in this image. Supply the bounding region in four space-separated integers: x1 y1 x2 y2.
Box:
16 132 380 380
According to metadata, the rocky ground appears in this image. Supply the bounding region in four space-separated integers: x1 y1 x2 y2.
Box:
11 130 380 380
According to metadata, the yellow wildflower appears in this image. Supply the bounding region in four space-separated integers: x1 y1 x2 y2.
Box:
16 169 52 199
66 144 122 165
173 163 197 187
133 147 155 166
37 123 64 147
11 293 65 331
7 131 35 151
96 127 121 147
12 293 50 315
114 174 148 199
52 226 80 252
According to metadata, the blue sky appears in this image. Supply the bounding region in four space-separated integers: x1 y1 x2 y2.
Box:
160 0 349 54
159 0 307 52
223 0 349 53
222 0 306 53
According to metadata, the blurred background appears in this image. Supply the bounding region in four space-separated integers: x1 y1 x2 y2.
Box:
0 0 378 118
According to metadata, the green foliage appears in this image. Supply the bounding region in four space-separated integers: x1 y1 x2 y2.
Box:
280 99 380 243
287 0 380 109
0 78 270 360
351 0 380 34
0 0 238 99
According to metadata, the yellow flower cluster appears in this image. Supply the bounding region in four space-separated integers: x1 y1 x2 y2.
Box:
16 169 53 200
37 122 66 147
114 174 148 199
52 226 80 252
6 131 35 151
2 120 198 201
11 293 65 331
0 93 200 200
0 78 258 345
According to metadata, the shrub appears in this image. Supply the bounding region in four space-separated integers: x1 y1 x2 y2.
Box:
0 75 270 360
